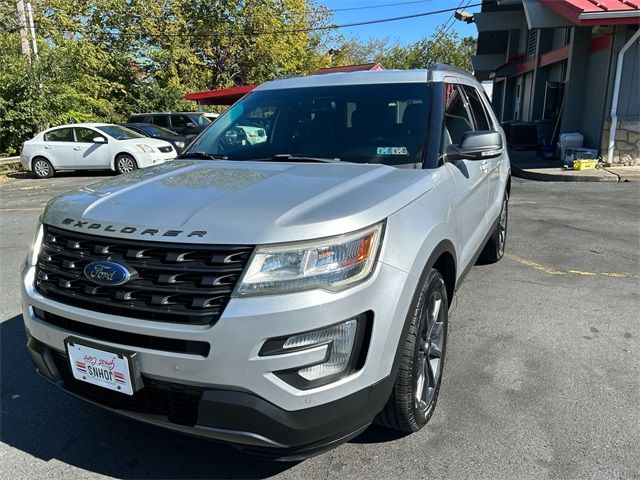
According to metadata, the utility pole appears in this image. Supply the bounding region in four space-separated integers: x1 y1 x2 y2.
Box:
26 2 38 60
15 0 31 60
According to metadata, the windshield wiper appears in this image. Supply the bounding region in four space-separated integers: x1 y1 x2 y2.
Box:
265 154 341 163
177 152 228 160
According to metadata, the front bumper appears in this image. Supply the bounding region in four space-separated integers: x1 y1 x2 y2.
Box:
21 260 416 454
27 334 393 459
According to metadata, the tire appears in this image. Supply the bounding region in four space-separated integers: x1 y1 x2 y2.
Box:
478 190 509 264
376 268 449 432
32 157 54 178
114 154 138 174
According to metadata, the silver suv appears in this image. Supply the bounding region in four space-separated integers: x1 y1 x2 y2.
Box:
22 66 510 459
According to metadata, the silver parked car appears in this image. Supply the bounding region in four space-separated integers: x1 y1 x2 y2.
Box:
22 66 510 459
20 123 177 178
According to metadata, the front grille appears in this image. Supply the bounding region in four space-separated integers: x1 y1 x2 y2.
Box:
52 350 203 426
158 146 173 153
35 308 210 357
35 225 253 325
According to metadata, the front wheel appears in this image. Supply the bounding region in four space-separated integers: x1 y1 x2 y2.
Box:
376 268 449 432
478 190 509 264
115 154 138 174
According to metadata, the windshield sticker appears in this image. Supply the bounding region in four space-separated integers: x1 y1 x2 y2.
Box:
377 146 408 156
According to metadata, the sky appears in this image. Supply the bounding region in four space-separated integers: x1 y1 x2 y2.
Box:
316 0 482 46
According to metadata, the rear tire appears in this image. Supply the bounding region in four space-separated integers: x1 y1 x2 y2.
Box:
376 268 448 432
115 154 138 174
32 157 54 178
478 190 509 264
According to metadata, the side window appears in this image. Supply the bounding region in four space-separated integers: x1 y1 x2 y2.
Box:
128 115 145 123
170 115 189 128
443 84 474 146
44 128 74 142
74 128 101 143
462 85 491 131
152 115 169 128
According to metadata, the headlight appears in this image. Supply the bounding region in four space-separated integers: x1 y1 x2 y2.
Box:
235 222 384 296
175 141 185 149
26 222 44 267
136 144 154 153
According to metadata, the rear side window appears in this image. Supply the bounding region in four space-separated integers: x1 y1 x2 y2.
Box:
443 84 474 146
128 115 146 123
462 85 491 131
170 115 190 128
151 115 169 127
44 128 74 142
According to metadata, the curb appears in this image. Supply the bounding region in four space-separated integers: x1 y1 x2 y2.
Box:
511 163 619 182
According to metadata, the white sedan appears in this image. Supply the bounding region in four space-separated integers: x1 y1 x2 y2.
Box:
20 123 177 178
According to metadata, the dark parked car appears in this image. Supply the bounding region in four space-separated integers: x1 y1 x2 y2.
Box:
121 123 194 153
126 112 211 136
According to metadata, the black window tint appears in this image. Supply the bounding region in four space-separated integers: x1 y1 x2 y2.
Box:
152 115 169 127
462 85 491 131
170 115 189 127
443 84 474 145
128 115 145 123
74 128 99 143
44 128 74 142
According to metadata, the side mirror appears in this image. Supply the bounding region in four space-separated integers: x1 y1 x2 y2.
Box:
93 136 107 144
186 122 196 128
445 131 502 161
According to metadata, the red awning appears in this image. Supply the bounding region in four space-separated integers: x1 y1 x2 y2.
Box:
184 84 258 106
540 0 640 26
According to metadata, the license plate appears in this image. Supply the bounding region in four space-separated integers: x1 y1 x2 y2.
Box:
66 339 136 395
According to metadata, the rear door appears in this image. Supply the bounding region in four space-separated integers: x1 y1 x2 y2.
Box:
42 128 76 169
441 82 490 270
169 114 191 135
461 84 503 226
150 114 170 130
73 127 111 169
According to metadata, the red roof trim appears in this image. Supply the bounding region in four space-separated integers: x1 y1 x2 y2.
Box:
540 0 640 25
493 52 525 73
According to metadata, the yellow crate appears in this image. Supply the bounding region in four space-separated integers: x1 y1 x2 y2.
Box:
573 159 597 170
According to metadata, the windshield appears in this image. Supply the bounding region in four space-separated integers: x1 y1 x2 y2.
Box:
98 125 145 140
185 83 431 167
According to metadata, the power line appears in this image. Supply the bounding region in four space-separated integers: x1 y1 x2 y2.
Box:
45 3 483 38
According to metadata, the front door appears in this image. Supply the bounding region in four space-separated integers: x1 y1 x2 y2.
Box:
442 83 490 269
73 128 111 169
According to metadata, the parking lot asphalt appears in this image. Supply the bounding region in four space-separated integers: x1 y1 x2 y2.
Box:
1 171 638 480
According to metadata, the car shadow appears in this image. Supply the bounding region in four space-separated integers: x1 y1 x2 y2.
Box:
0 314 294 479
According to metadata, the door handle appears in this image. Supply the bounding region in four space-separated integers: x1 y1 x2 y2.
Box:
73 147 82 151
44 146 52 149
480 160 490 173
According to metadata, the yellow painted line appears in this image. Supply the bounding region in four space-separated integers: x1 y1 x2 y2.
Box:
505 254 637 279
567 269 597 276
505 254 565 275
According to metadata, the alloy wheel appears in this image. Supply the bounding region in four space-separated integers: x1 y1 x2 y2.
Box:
498 196 508 257
415 284 445 415
117 156 135 173
34 160 50 177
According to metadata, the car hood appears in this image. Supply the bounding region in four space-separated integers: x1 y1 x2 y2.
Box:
42 160 433 244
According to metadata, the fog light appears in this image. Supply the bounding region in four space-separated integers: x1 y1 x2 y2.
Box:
284 319 357 381
260 314 370 389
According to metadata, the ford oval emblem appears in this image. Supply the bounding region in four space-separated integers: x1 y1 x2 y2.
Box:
84 261 133 286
